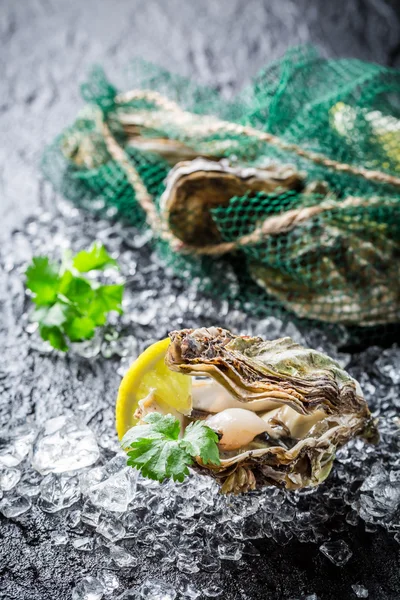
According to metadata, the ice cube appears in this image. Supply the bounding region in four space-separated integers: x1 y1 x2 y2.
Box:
84 465 137 513
0 467 21 491
73 537 95 552
139 579 176 600
177 556 200 574
319 540 353 566
96 515 126 542
98 571 119 596
217 542 243 561
375 347 400 384
360 463 387 492
72 576 104 600
198 553 221 573
351 584 369 598
179 581 201 599
0 495 31 518
81 500 102 527
108 544 138 567
66 509 82 529
32 416 99 475
0 425 37 467
16 469 42 497
51 531 69 546
39 474 80 513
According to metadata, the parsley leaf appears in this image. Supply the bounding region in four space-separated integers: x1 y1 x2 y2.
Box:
63 316 96 342
25 245 124 351
39 325 68 352
59 273 94 310
26 257 60 305
73 242 117 272
123 413 220 483
89 284 124 326
180 419 221 466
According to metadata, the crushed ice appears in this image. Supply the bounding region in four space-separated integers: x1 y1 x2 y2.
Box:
1 201 400 597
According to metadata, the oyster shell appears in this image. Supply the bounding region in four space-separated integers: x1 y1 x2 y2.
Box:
165 327 377 494
159 158 304 246
248 196 400 326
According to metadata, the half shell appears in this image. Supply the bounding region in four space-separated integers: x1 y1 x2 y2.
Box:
166 327 377 493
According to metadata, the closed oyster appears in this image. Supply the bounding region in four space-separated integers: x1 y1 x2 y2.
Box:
164 327 377 494
248 196 400 326
159 158 304 246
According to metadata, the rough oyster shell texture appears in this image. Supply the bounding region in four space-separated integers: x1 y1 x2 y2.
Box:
249 196 400 326
166 327 377 494
159 158 304 246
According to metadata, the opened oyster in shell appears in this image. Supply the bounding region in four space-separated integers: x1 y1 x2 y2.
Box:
126 327 377 494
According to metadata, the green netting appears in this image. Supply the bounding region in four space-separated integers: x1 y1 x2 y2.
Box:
42 46 400 347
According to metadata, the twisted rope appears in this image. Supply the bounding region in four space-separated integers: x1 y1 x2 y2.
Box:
101 90 400 257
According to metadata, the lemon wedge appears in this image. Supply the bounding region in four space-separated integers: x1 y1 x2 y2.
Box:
116 337 192 439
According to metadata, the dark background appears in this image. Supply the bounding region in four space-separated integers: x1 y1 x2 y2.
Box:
1 1 400 599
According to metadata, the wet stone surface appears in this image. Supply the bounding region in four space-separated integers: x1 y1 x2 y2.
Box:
2 1 400 599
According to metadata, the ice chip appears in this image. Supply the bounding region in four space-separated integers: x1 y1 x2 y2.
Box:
0 467 21 491
72 576 104 600
359 494 389 521
108 544 138 568
360 463 387 492
98 571 119 596
351 584 369 598
372 483 400 514
16 469 42 497
217 542 243 561
198 553 221 573
177 556 200 574
84 465 137 512
39 474 80 513
66 509 82 529
81 500 102 527
375 347 400 384
32 416 100 475
179 581 201 599
0 425 37 467
73 537 95 552
319 540 353 566
0 495 31 518
139 579 176 600
96 515 126 542
51 531 69 546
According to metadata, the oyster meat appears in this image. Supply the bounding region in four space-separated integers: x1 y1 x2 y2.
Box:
159 158 304 246
159 327 377 494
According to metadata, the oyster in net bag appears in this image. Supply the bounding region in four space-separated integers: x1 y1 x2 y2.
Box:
128 327 378 494
159 158 304 246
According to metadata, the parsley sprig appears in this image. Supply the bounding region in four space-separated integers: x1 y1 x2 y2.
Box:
122 413 221 483
25 242 124 351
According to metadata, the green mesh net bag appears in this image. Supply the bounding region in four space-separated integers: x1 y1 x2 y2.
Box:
42 46 400 347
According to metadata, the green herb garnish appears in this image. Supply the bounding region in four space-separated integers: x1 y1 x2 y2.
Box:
122 413 220 483
25 242 124 351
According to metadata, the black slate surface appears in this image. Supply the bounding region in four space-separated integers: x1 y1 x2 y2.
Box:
1 2 400 599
